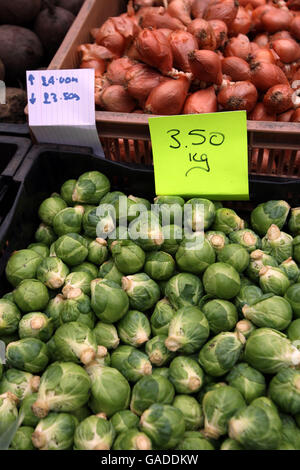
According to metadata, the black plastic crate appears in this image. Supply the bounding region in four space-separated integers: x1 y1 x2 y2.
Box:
0 123 30 137
0 143 299 296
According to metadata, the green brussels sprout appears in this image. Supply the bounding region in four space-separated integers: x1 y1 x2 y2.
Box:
293 236 300 263
44 294 64 329
32 362 91 418
154 195 184 226
234 285 263 314
60 179 76 205
262 224 293 264
53 206 84 236
130 375 175 416
246 249 278 282
94 322 119 350
28 243 50 258
87 238 108 265
74 415 115 450
269 368 300 414
144 251 175 281
61 287 95 328
217 244 250 273
72 171 110 204
206 231 229 252
111 345 152 382
288 207 300 235
203 263 241 300
202 299 238 335
113 428 152 450
70 405 91 423
18 312 54 342
0 369 40 401
229 229 261 253
242 294 292 331
279 414 300 450
168 356 204 394
86 363 130 417
98 260 123 285
235 319 256 340
38 196 67 225
19 393 39 427
0 392 18 436
128 211 164 252
49 242 56 257
110 410 139 434
100 190 125 205
113 194 151 222
212 208 244 234
202 385 246 439
72 261 98 279
32 412 77 450
220 438 244 450
54 233 88 266
185 198 216 231
176 431 215 450
6 338 49 373
165 306 209 354
226 363 266 404
287 318 300 343
161 224 183 255
285 283 300 318
0 299 21 335
36 257 69 290
173 395 203 431
140 404 185 449
280 257 299 284
145 335 174 366
117 310 151 348
53 322 99 365
228 397 282 450
150 298 175 336
35 223 57 246
64 271 93 296
122 273 160 312
198 332 245 377
165 273 203 310
6 249 42 287
82 206 99 238
13 279 49 313
244 328 300 374
2 292 14 302
251 200 290 236
10 426 35 450
110 240 145 275
176 235 216 275
91 278 129 323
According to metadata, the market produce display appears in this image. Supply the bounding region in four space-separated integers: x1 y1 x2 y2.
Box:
78 0 300 122
1 169 300 450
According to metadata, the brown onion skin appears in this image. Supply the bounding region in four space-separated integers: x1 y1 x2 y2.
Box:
204 0 239 27
80 59 106 77
187 18 217 50
158 28 173 38
100 85 136 112
225 34 252 61
145 75 190 114
270 30 293 41
291 108 300 122
228 6 252 36
140 9 186 29
95 18 126 56
263 84 294 114
271 39 300 64
106 57 135 85
251 47 278 65
222 56 251 81
78 43 117 61
183 86 217 114
250 62 288 91
192 0 211 18
277 109 295 122
135 28 173 74
217 80 258 112
239 0 266 7
208 19 228 48
167 0 192 26
125 62 165 106
251 5 273 31
249 102 276 121
291 16 300 40
253 33 269 48
169 30 198 72
188 49 223 85
112 13 141 40
261 8 293 33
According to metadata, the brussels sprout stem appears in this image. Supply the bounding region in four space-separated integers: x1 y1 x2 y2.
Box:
31 431 47 449
80 348 96 365
203 424 221 440
64 287 82 300
96 346 108 358
30 317 46 331
30 376 41 392
135 330 149 346
267 225 281 241
228 417 248 441
96 413 107 420
188 377 201 392
165 336 181 352
251 250 264 260
94 442 110 450
243 232 256 246
32 400 50 418
135 435 152 450
149 351 164 366
211 235 225 249
143 362 152 376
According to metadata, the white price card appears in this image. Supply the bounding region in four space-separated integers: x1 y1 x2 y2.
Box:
26 69 104 156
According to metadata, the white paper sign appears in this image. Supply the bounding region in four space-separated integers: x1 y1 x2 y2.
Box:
26 69 104 156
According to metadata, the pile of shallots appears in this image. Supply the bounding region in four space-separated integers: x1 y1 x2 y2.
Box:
77 0 300 122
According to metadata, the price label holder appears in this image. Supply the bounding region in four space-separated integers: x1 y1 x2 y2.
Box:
26 69 104 157
149 111 249 200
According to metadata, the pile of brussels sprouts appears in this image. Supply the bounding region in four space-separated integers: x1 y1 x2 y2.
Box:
1 170 300 451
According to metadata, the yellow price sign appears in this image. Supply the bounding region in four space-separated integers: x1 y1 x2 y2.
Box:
149 110 249 200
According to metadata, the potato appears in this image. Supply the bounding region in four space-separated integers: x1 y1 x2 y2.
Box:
55 0 84 15
0 0 41 25
0 88 27 123
0 59 5 81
